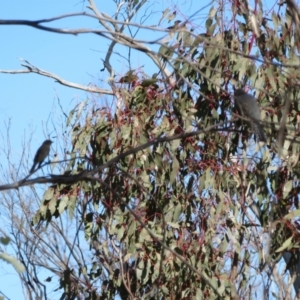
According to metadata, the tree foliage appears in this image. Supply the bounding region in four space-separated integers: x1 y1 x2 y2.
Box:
2 0 300 299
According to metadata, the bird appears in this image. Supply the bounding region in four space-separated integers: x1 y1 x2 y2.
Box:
234 89 266 142
29 140 53 173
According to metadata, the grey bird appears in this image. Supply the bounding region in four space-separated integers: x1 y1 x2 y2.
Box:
30 140 53 173
234 89 266 142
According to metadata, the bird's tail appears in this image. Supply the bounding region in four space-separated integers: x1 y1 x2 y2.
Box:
29 163 36 174
252 121 266 142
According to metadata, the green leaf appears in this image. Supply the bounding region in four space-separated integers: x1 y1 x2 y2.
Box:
58 195 69 215
139 228 152 242
48 197 57 215
283 180 293 199
44 188 54 200
128 220 136 238
0 252 25 273
275 236 293 252
173 202 182 222
0 236 11 245
170 157 179 183
167 222 180 229
284 209 300 220
266 66 277 91
68 195 77 220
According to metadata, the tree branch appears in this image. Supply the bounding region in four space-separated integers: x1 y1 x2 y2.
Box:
0 121 230 191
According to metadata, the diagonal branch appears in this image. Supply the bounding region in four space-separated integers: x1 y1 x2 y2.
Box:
0 120 231 191
0 60 113 95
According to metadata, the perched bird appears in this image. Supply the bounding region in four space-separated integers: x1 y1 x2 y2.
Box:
234 89 266 142
167 20 181 30
30 140 53 173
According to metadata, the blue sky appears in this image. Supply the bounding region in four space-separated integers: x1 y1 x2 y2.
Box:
1 2 100 163
0 1 212 298
0 0 204 160
0 2 128 298
0 0 213 173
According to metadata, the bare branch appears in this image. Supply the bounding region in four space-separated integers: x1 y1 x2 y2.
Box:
0 121 230 191
0 60 113 95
